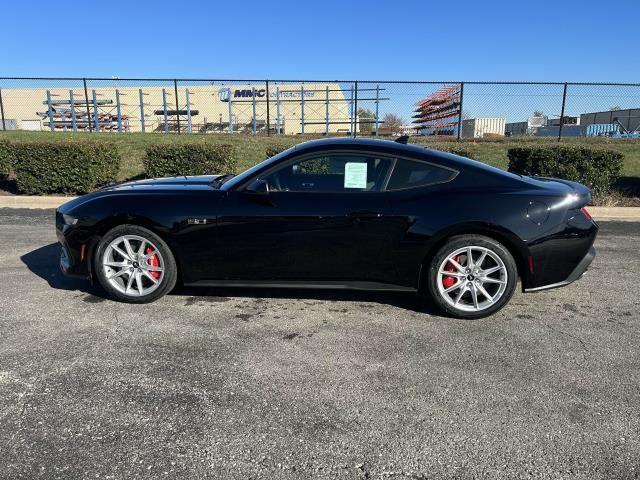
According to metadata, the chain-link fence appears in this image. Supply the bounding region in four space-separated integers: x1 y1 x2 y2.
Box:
1 77 639 140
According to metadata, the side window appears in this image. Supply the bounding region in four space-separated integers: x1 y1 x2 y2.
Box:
264 154 392 193
386 158 456 191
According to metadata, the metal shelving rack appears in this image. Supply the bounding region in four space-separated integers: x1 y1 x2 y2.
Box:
39 89 129 132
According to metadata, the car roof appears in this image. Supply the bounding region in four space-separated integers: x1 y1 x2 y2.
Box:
292 137 428 156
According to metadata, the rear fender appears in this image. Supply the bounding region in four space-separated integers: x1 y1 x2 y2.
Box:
418 222 531 291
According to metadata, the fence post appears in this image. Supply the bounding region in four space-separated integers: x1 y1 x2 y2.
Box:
456 82 465 140
349 85 354 136
300 85 305 135
46 90 55 132
558 82 568 141
69 90 77 132
353 81 358 137
265 80 270 136
115 89 122 133
83 78 92 132
162 88 168 134
374 84 380 136
173 79 180 134
0 87 6 131
227 88 233 133
276 86 281 134
252 87 257 134
139 88 145 133
185 88 192 133
325 85 329 136
92 90 100 132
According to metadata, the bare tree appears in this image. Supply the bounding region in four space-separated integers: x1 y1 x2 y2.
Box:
382 113 404 133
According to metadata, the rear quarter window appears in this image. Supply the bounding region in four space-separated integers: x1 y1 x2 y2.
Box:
386 158 457 191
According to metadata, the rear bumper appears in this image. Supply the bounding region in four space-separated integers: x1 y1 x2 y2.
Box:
524 246 595 292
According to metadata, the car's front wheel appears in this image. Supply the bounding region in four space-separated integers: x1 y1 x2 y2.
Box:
94 225 177 303
426 235 517 319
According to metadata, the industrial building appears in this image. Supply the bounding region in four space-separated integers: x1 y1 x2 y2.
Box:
462 118 506 139
580 108 640 133
505 116 548 136
0 83 358 135
534 125 585 137
505 115 580 137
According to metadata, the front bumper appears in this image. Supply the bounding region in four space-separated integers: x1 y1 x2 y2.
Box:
524 246 595 292
56 211 93 279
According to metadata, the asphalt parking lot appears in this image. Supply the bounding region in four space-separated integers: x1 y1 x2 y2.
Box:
1 208 639 479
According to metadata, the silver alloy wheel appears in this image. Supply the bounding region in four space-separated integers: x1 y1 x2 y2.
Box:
436 245 508 313
101 235 165 297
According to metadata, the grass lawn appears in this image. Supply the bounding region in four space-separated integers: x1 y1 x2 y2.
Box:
1 130 639 182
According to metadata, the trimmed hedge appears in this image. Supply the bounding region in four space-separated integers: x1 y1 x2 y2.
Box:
12 141 121 195
144 143 236 178
265 144 294 159
507 145 623 197
0 141 11 178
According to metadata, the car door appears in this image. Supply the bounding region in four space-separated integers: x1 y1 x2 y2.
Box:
203 151 401 284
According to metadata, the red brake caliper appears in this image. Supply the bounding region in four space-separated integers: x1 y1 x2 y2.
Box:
146 246 160 280
442 255 459 289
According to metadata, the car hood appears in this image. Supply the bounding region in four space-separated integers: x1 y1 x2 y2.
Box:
57 175 224 214
102 175 222 191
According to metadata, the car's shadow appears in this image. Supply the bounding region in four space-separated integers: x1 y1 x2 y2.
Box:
20 243 101 295
172 285 437 313
21 243 439 313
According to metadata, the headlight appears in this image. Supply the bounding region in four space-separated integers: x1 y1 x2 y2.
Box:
62 214 78 225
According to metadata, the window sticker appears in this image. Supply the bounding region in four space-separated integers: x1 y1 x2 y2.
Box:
344 162 367 189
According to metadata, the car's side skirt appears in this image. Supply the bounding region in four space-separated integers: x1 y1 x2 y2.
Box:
185 280 417 293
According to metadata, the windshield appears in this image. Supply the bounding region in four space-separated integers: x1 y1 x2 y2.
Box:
222 146 296 191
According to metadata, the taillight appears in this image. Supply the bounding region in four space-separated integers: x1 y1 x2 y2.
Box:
580 207 592 221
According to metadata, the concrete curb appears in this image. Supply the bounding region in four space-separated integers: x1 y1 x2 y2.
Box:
0 196 639 221
0 196 76 209
588 206 640 221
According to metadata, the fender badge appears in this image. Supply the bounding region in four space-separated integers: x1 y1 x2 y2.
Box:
187 218 208 225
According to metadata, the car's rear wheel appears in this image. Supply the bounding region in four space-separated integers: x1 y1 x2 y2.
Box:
426 235 517 319
94 225 177 303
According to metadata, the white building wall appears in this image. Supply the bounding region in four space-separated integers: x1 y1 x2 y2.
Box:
462 117 506 138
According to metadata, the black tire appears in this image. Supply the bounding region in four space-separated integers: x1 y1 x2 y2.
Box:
93 224 177 304
426 235 518 319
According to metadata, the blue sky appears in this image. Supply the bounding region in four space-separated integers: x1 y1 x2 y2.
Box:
1 0 639 82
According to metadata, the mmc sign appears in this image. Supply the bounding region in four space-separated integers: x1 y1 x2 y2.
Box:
217 87 316 102
218 88 266 102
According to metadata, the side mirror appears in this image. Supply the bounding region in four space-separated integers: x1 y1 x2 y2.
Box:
245 178 270 195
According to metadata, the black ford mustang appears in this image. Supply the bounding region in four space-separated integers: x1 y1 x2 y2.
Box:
56 137 597 318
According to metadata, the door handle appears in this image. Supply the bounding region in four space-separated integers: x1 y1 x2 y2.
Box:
301 182 315 189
